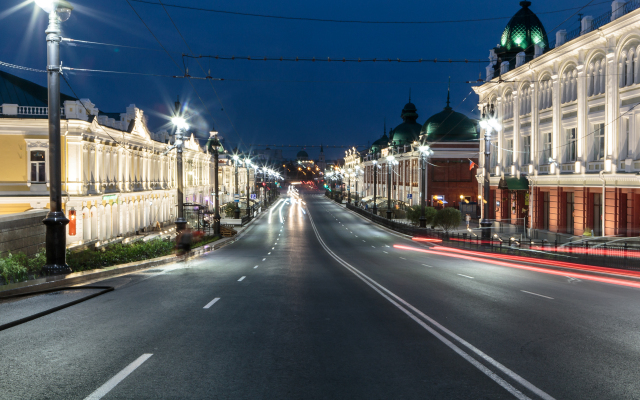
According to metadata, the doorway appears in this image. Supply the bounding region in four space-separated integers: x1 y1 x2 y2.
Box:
593 193 602 236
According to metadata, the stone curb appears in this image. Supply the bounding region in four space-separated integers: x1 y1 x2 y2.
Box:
0 200 277 298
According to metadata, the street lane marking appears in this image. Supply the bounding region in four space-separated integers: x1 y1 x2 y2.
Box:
355 235 358 237
268 252 271 255
262 258 266 261
254 265 259 269
371 246 375 248
458 274 475 279
307 211 551 400
203 297 220 309
238 276 246 282
422 264 434 268
399 257 406 260
84 354 153 400
362 240 366 242
272 247 275 249
383 251 388 254
521 290 553 300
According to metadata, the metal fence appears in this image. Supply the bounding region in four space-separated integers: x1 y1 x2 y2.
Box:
345 202 640 271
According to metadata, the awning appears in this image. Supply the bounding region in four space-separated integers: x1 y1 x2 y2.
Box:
498 176 529 190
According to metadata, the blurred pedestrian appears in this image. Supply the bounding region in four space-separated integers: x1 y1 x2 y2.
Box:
176 227 193 256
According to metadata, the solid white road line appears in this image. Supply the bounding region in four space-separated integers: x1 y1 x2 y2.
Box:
238 276 246 282
203 297 220 309
254 265 259 269
521 290 553 300
84 354 153 400
307 211 553 400
458 274 475 279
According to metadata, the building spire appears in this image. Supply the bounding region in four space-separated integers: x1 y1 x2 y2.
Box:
446 77 451 110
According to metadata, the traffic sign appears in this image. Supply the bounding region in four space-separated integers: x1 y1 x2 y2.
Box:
250 194 257 199
407 193 412 199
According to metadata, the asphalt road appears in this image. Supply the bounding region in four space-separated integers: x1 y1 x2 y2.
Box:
2 188 640 399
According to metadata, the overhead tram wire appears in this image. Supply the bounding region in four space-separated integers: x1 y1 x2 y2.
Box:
182 54 485 64
157 0 248 151
124 0 223 142
127 0 610 24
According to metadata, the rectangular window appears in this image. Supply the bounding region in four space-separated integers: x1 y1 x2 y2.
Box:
566 128 576 162
594 123 605 160
542 132 552 163
522 136 531 165
30 151 46 183
490 141 497 168
505 139 513 167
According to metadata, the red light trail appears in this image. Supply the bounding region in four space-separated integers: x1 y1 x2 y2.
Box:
393 244 640 290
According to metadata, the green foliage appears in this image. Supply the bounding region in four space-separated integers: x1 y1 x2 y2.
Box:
434 207 462 232
224 203 237 218
406 206 437 226
0 253 28 284
67 238 175 272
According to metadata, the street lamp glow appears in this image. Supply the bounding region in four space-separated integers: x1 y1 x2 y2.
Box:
386 155 395 162
36 0 73 20
171 116 188 131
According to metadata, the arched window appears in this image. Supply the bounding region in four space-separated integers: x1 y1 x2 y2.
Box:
619 43 640 88
587 57 605 96
560 66 577 104
538 77 553 110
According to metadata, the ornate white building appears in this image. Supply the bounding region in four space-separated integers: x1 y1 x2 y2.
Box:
0 70 251 247
474 0 640 238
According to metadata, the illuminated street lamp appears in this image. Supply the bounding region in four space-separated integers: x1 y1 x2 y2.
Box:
36 0 74 275
479 104 501 239
418 144 433 228
232 154 240 218
244 158 252 217
163 116 189 231
206 130 222 237
386 155 395 219
372 160 379 216
347 168 353 204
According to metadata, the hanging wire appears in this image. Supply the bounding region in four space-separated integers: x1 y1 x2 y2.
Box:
127 0 610 24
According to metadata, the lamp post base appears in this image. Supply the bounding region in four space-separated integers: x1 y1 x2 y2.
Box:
176 217 188 232
213 215 221 237
386 209 392 220
372 206 377 216
42 211 71 276
419 216 427 228
480 219 492 240
234 207 240 219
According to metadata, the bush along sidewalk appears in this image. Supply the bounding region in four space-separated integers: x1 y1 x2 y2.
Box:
0 234 221 286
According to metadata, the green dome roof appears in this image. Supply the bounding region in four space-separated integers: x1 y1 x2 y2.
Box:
297 150 309 159
500 1 548 52
370 131 389 154
421 92 478 142
390 101 421 146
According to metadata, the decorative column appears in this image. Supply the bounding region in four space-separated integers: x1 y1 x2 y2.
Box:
577 61 587 168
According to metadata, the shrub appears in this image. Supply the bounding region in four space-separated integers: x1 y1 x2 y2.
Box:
406 206 437 226
0 253 28 284
224 203 237 218
434 207 462 232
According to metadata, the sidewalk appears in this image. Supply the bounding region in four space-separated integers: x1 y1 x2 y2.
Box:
0 200 274 298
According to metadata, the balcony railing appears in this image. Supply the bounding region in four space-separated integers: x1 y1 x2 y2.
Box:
547 1 640 49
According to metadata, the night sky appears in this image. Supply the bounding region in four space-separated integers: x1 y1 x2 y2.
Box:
2 0 612 160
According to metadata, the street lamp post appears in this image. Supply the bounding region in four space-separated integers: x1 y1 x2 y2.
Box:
479 104 501 240
244 159 251 217
372 160 378 215
347 168 352 205
233 155 240 218
354 165 360 205
386 155 395 220
164 117 188 232
37 0 74 275
206 131 221 237
418 145 433 228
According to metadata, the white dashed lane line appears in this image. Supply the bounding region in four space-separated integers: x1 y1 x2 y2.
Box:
399 257 406 260
521 290 554 300
254 265 259 269
84 354 153 400
203 297 220 309
383 251 388 254
457 274 475 279
422 264 434 268
262 258 266 261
